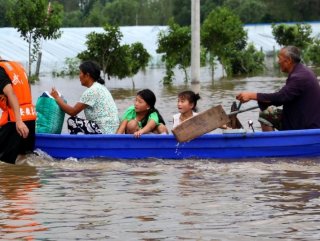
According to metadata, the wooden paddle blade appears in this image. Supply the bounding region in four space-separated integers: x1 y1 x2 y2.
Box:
172 105 230 143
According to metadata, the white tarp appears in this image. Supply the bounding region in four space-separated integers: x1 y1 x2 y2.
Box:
0 23 319 73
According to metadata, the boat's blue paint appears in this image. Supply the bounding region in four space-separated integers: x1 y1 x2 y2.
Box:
35 129 320 159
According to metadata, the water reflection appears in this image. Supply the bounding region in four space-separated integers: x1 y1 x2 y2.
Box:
258 169 320 211
0 159 319 240
0 163 47 240
23 71 320 240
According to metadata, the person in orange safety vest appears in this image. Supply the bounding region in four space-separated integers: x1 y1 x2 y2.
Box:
0 57 36 164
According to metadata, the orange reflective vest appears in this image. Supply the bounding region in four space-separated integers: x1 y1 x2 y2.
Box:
0 61 36 126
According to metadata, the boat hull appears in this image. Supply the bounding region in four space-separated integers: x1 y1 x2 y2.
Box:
35 129 320 160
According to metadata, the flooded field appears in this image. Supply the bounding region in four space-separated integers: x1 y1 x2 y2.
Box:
1 68 320 240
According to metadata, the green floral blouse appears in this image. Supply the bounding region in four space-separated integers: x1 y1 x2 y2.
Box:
80 82 119 134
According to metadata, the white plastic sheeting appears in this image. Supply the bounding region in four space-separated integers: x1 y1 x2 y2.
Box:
0 23 319 73
0 26 166 73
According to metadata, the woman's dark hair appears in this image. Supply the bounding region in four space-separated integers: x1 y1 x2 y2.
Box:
178 90 201 111
137 89 166 127
79 61 105 84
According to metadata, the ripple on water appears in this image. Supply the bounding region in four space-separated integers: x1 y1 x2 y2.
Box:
2 73 319 240
1 156 320 240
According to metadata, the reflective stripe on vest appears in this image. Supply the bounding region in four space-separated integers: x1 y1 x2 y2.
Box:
0 61 36 126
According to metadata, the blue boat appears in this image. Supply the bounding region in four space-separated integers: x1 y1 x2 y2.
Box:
35 129 320 159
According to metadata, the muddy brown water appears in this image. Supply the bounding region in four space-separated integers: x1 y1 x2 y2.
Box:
1 68 319 240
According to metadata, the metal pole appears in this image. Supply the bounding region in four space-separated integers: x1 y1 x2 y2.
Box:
191 0 200 84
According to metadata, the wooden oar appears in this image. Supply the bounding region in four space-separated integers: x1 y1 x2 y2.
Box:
172 105 229 143
172 105 259 143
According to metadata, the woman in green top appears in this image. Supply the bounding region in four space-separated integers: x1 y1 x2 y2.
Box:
116 89 168 138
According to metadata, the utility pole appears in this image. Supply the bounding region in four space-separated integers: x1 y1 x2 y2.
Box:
191 0 200 84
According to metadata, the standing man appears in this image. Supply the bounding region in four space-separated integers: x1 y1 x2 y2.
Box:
0 56 36 164
236 45 320 131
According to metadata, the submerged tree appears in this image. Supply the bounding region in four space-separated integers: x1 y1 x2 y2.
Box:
8 0 63 78
157 19 206 84
304 38 320 66
202 7 264 77
201 7 247 77
78 24 150 86
157 20 191 84
272 23 313 50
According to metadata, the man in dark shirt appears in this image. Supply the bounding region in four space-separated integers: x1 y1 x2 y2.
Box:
236 45 320 131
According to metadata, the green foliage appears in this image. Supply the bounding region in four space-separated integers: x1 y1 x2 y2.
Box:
61 0 79 11
103 0 138 26
128 42 150 76
8 0 63 76
172 0 191 26
63 11 82 27
201 7 264 77
173 0 320 25
271 23 313 49
149 0 174 25
0 0 14 27
305 39 320 65
132 4 266 81
201 7 247 76
156 19 192 84
223 0 267 23
83 1 108 26
102 0 174 26
45 0 175 27
52 57 81 77
200 0 220 23
3 0 320 27
56 0 320 27
262 0 320 23
228 44 265 76
78 24 150 80
202 7 247 55
78 24 123 78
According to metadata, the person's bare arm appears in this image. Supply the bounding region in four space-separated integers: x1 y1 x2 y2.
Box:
236 92 257 103
3 84 29 138
51 88 86 116
134 119 157 138
116 120 128 134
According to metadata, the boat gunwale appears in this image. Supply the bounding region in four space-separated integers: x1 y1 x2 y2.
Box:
35 128 320 140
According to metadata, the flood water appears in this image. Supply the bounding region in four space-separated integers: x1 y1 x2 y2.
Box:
1 67 320 240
